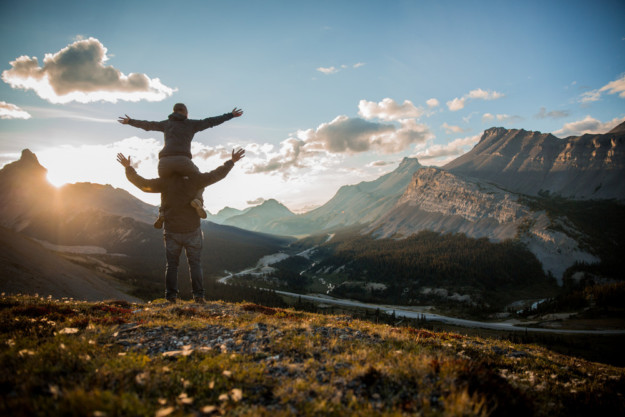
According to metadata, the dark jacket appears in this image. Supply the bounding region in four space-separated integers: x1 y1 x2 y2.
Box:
128 112 234 159
125 160 234 233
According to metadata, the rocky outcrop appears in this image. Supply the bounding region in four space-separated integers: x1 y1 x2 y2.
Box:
443 123 625 200
368 168 599 281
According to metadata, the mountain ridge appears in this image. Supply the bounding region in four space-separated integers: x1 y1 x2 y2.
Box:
443 124 625 200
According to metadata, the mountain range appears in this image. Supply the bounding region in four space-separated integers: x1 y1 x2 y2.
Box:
444 123 625 200
1 122 623 303
212 123 624 281
0 150 293 300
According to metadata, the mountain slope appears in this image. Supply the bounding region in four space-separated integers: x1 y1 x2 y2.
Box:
443 124 625 200
0 226 140 302
266 157 422 235
223 199 295 232
0 150 294 300
367 167 599 280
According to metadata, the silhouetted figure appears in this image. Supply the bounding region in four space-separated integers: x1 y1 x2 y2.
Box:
116 149 245 303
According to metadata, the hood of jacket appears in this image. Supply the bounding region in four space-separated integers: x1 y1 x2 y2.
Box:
168 112 188 121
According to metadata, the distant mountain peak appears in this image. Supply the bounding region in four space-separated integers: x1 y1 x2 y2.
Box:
0 148 47 180
608 121 625 134
20 149 40 163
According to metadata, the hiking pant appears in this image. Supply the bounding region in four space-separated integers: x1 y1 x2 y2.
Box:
164 228 204 300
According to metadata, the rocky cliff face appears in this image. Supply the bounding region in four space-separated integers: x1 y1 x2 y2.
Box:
368 167 599 281
443 123 625 200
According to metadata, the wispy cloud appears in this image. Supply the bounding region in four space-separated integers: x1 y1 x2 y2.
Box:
535 107 569 119
0 101 31 119
446 88 504 111
2 37 176 103
553 115 625 137
21 106 116 123
578 74 625 103
482 113 522 123
599 74 625 98
441 122 466 134
316 62 365 75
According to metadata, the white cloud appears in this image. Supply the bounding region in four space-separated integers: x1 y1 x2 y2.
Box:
413 134 481 165
0 101 31 119
467 88 504 100
248 114 432 175
482 113 521 123
447 88 504 111
441 122 465 134
358 98 424 121
579 90 601 103
316 62 365 75
1 37 176 103
446 97 466 111
317 66 339 75
553 115 625 137
426 98 439 108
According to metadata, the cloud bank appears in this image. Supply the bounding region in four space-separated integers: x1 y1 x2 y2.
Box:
2 37 176 103
249 98 433 176
0 101 31 119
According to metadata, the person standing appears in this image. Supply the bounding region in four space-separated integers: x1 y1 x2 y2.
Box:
116 149 245 303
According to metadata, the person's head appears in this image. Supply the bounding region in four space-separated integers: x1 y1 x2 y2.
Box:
173 103 188 117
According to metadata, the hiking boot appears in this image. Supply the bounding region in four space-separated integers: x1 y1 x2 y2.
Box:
190 199 208 219
193 297 206 304
153 215 164 229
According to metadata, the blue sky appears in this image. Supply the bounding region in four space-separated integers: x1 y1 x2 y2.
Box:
1 0 624 212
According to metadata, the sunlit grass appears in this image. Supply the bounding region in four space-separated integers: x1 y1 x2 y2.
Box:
1 294 624 416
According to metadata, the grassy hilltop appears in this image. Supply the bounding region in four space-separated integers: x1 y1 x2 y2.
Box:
1 294 624 416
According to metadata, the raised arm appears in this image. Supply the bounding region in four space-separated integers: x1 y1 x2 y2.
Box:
116 153 164 193
193 108 244 132
194 148 245 187
117 115 165 132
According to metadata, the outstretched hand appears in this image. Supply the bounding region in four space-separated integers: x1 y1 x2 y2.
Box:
116 153 132 168
231 108 243 117
117 114 131 124
231 148 245 163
